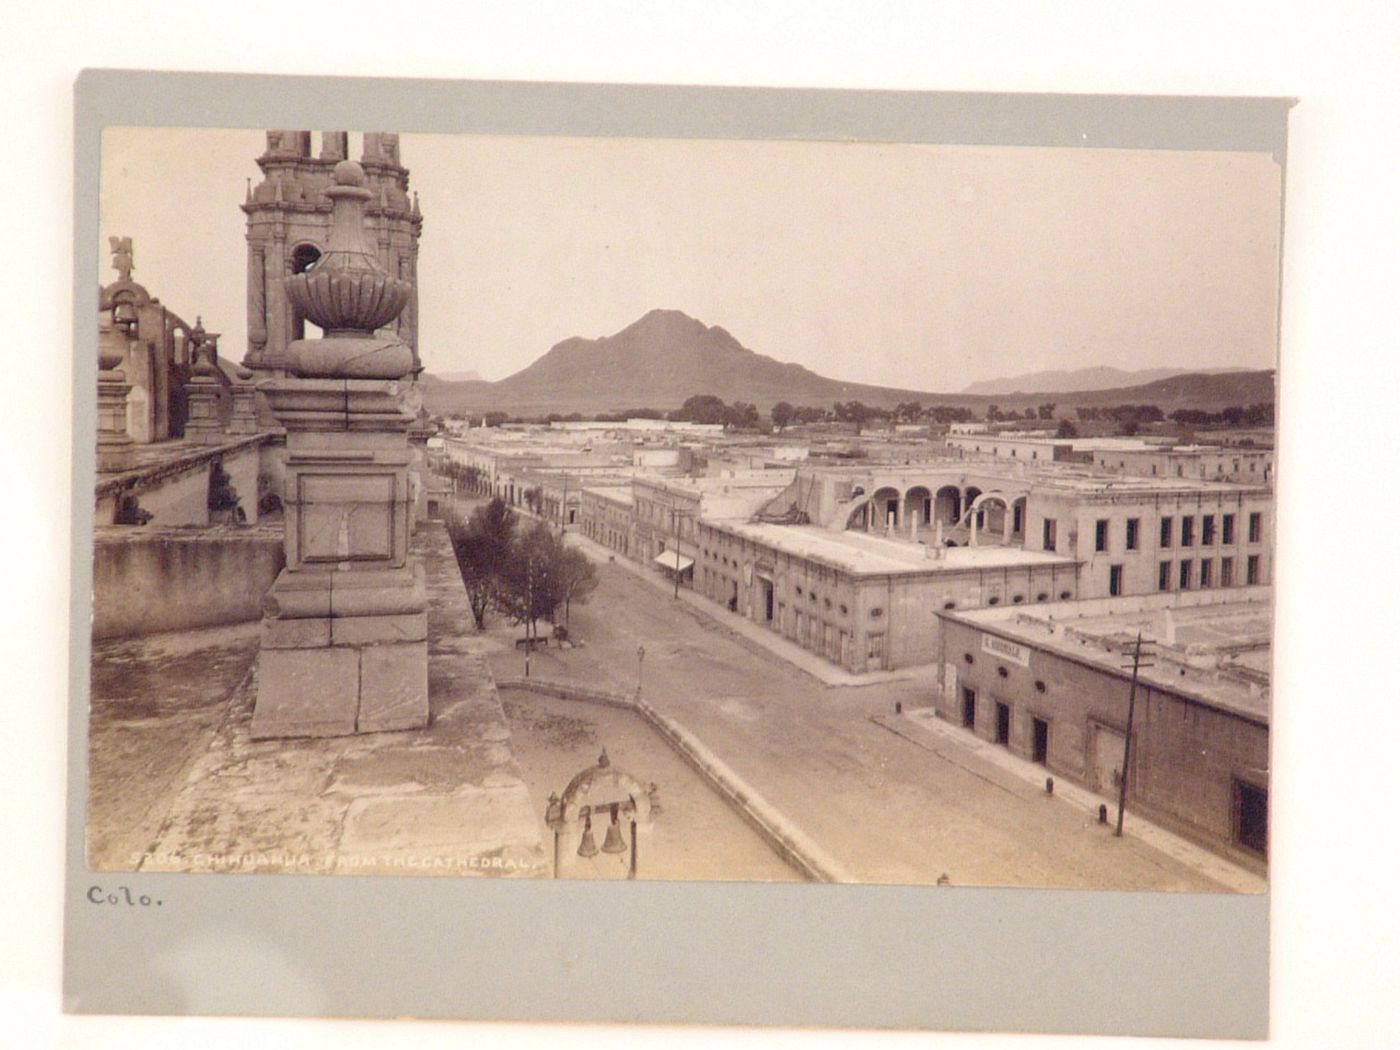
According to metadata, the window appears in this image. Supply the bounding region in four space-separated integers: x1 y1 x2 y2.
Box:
1125 518 1139 550
1095 519 1108 552
1109 564 1124 596
1249 512 1263 543
1181 516 1195 547
1158 561 1171 591
1200 559 1213 588
1247 555 1260 585
1202 514 1215 545
1042 518 1057 551
1160 516 1173 548
1221 556 1235 587
1223 514 1236 544
1179 560 1193 590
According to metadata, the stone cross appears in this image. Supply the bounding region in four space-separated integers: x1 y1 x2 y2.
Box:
109 236 134 282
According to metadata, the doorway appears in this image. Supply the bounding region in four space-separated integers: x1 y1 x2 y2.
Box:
961 687 976 729
995 702 1010 746
1032 717 1049 765
760 578 774 623
1091 725 1126 794
1233 778 1268 855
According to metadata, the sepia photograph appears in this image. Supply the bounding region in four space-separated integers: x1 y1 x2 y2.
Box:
64 72 1293 1039
88 122 1279 891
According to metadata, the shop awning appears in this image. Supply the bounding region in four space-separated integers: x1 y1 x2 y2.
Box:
653 550 695 573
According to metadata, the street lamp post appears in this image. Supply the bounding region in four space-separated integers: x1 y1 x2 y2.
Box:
636 645 645 698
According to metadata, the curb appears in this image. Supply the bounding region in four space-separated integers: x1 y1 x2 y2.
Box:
498 676 853 883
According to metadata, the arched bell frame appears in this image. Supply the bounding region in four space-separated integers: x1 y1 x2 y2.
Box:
545 749 655 879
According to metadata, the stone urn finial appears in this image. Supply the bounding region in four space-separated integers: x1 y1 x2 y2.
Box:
278 160 415 380
284 160 412 338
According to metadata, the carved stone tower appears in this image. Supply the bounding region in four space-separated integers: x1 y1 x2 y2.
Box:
242 131 422 376
251 159 428 739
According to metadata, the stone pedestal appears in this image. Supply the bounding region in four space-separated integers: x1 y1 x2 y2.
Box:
97 314 135 473
96 371 135 473
183 374 224 444
185 335 228 445
228 370 261 434
252 563 428 737
251 376 429 739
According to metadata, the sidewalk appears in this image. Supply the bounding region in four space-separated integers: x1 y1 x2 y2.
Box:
562 527 935 691
874 707 1267 894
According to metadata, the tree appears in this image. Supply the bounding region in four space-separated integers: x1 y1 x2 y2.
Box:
894 401 923 423
554 546 598 628
447 497 518 630
771 400 795 430
834 400 877 427
674 394 730 425
1037 402 1057 421
728 401 760 429
1056 419 1079 439
498 522 566 643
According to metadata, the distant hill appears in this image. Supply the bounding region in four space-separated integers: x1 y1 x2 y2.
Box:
419 308 1275 419
963 365 1251 396
421 309 953 417
428 369 485 383
1062 369 1275 412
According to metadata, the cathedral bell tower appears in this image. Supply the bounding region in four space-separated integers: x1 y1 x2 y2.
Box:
242 130 423 375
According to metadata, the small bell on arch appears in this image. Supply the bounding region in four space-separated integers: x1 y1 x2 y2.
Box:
601 802 627 854
577 807 598 858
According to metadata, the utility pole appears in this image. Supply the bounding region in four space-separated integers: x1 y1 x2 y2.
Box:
1115 631 1154 837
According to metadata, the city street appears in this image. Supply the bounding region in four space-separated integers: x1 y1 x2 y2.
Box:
464 499 1235 890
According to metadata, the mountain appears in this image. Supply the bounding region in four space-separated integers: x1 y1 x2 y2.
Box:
421 309 953 416
418 308 1275 419
1062 369 1274 411
962 365 1250 396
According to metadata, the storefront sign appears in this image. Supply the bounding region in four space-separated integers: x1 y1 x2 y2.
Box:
982 633 1030 667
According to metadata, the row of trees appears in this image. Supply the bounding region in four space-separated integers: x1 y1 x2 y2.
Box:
1073 404 1166 424
447 498 598 639
456 395 1274 433
775 400 979 429
983 403 1060 423
1168 404 1274 427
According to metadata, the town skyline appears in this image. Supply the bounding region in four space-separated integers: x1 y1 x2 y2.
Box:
99 126 1282 394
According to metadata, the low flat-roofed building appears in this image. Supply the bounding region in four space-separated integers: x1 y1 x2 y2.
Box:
758 461 1273 597
934 589 1271 862
695 519 1080 673
944 432 1274 484
579 483 636 558
634 473 795 585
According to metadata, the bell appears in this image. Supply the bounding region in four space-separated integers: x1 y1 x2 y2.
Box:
601 806 627 855
577 813 598 858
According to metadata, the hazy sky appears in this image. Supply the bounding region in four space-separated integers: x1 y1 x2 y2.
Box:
98 127 1282 392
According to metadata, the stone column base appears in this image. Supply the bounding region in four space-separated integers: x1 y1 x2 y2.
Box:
251 565 429 739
